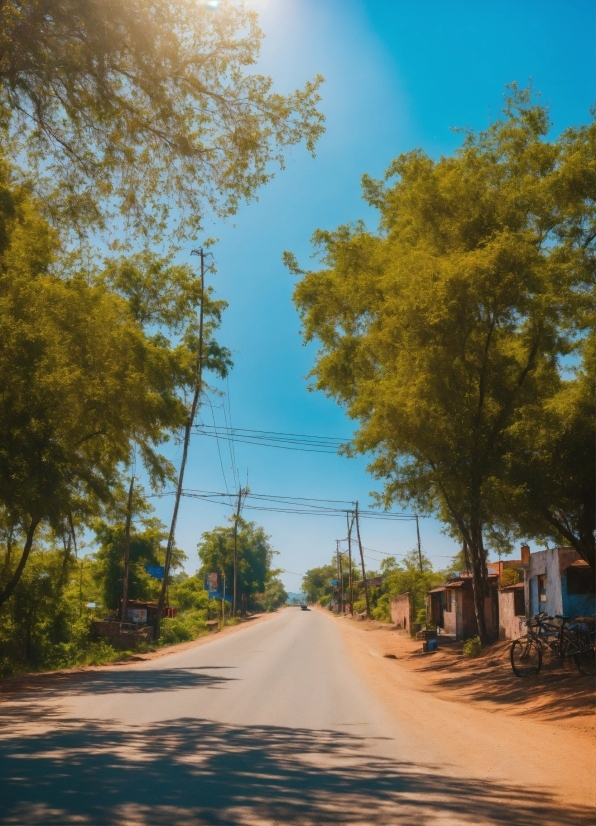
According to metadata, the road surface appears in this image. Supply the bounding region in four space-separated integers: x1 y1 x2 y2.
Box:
0 608 593 825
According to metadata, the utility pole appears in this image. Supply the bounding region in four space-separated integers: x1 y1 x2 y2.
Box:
232 487 244 617
121 473 134 624
156 248 208 638
338 545 344 614
415 514 423 573
347 510 354 616
355 502 370 618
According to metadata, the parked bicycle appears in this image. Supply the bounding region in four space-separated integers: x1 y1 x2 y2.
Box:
510 612 595 677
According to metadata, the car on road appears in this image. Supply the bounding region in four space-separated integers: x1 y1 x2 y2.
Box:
300 603 308 611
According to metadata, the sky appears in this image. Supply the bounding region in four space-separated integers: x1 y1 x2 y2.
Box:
147 0 596 593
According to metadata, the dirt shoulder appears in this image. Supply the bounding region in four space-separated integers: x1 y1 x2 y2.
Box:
0 610 279 698
320 608 595 737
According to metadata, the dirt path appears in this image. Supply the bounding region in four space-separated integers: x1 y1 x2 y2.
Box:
325 609 595 809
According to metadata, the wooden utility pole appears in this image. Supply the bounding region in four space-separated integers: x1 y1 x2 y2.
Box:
346 510 354 616
355 502 370 618
156 248 207 638
232 487 244 617
121 474 134 623
338 546 344 614
415 514 423 572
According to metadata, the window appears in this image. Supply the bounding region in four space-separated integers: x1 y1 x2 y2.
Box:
566 566 595 595
538 575 546 607
513 589 525 616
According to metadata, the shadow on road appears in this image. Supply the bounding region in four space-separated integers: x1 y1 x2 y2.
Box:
0 666 236 698
0 713 591 825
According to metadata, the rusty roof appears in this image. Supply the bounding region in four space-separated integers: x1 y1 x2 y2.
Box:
499 582 525 591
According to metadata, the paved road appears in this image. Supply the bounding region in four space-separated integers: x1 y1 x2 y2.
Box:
0 608 592 825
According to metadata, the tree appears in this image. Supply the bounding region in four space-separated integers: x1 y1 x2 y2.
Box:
371 551 444 623
0 162 205 607
301 564 336 604
197 519 276 613
502 334 595 567
0 0 324 241
289 87 594 643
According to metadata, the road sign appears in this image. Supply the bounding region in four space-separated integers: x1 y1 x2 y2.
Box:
145 565 165 580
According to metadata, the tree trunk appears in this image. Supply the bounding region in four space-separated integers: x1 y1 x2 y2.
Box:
469 525 489 646
0 518 41 608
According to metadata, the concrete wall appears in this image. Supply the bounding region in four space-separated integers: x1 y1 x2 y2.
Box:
391 592 414 633
498 588 525 640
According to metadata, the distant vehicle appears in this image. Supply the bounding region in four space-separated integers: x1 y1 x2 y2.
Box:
300 603 308 611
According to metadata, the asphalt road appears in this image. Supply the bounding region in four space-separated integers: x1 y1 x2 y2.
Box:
1 608 593 825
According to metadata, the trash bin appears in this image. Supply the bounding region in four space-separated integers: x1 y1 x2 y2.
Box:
428 638 437 652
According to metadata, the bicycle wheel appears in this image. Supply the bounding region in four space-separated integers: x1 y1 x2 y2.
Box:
510 638 542 677
574 647 596 676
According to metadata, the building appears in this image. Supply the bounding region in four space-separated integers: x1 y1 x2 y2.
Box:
523 546 595 619
428 574 500 641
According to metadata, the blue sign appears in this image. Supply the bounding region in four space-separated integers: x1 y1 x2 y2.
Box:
145 565 165 580
208 590 232 603
328 579 340 586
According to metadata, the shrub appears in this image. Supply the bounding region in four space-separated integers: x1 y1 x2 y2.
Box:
319 595 330 607
159 610 208 646
462 636 482 658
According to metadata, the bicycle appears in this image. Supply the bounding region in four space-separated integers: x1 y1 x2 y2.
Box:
510 612 595 677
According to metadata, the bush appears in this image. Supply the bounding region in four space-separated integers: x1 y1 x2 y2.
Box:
159 609 208 646
371 593 391 622
319 595 330 607
462 636 482 658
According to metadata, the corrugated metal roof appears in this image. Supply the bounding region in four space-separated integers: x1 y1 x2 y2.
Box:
500 582 525 591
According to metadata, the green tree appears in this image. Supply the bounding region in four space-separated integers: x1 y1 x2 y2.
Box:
197 519 276 614
502 335 595 567
289 87 594 643
371 551 444 624
0 162 211 607
0 0 324 241
301 563 336 604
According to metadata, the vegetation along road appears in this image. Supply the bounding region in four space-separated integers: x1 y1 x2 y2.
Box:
1 607 592 826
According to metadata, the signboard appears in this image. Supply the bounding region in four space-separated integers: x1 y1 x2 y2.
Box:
145 565 165 580
206 572 219 593
328 579 340 586
85 602 97 609
127 608 147 623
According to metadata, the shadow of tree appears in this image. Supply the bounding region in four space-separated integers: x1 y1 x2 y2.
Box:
0 716 592 825
413 647 594 724
0 667 236 698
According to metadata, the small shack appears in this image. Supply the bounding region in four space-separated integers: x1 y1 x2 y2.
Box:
390 592 415 634
428 574 499 641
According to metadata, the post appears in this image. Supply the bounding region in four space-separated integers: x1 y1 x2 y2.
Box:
338 545 344 614
232 487 243 617
222 573 226 624
156 248 207 638
347 511 354 615
415 514 423 573
79 559 84 619
347 511 354 616
355 502 370 618
121 474 134 624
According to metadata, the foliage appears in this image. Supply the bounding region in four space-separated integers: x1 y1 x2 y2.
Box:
301 564 337 604
289 85 595 641
370 551 444 623
253 575 288 612
0 0 324 242
169 574 211 614
197 519 277 613
159 610 208 646
500 567 521 587
462 636 483 658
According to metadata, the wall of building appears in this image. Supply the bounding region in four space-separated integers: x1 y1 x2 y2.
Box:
525 547 594 619
391 592 414 633
498 588 525 640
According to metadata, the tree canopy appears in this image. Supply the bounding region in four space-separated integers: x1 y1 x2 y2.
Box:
0 0 324 241
289 86 595 641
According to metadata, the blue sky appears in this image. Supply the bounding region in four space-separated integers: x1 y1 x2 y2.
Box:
148 0 595 591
